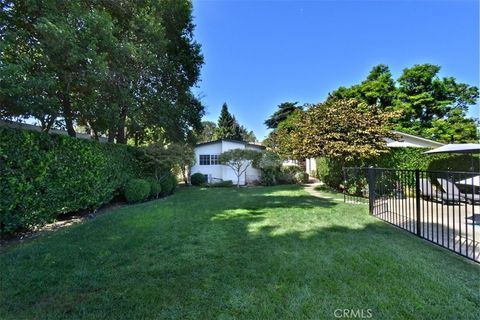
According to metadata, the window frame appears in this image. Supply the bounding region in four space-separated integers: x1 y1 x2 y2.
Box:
199 154 210 165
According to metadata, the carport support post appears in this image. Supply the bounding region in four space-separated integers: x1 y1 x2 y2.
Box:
367 167 376 214
415 169 421 237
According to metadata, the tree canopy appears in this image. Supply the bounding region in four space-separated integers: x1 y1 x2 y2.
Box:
328 64 479 142
0 0 204 144
264 102 303 129
218 149 260 187
274 99 396 161
212 103 256 142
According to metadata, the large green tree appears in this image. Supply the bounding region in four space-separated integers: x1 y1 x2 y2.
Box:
0 0 204 144
197 121 217 143
395 64 478 141
214 103 239 140
264 102 303 129
214 103 255 141
274 99 396 161
328 64 479 142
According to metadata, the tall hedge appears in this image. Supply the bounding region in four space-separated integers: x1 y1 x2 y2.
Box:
0 126 142 235
316 148 479 189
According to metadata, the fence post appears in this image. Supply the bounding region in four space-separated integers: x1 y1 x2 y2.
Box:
367 167 375 214
415 169 421 237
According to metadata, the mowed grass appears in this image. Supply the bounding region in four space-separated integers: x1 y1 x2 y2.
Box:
1 185 479 319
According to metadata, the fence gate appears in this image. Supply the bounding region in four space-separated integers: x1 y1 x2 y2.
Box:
343 167 480 262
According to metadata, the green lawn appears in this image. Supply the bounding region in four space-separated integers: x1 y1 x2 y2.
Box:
1 185 478 319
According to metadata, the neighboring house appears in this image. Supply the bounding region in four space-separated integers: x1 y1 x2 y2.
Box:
385 130 445 148
190 139 265 185
303 130 445 175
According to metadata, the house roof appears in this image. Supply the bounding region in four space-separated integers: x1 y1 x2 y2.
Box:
196 139 266 149
388 130 445 148
423 143 480 154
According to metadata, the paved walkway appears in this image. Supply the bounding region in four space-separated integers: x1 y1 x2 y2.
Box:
303 182 344 202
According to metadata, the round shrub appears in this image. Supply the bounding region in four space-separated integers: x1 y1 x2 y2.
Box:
191 172 206 186
147 178 162 198
295 172 309 184
160 173 177 195
124 179 151 203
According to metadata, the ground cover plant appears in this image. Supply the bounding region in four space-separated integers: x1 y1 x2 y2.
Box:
1 186 478 319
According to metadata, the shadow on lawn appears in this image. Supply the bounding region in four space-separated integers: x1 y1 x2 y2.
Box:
1 185 479 319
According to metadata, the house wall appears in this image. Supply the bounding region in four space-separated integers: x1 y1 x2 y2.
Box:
305 158 317 175
190 143 223 183
190 141 263 185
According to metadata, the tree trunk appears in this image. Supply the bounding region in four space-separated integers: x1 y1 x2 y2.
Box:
41 115 56 133
63 100 76 137
116 107 127 144
108 129 115 143
61 80 75 137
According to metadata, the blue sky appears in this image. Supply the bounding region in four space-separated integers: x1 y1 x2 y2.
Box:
192 0 479 140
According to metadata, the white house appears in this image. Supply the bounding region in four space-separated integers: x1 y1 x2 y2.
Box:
303 130 445 175
190 139 265 185
385 130 445 148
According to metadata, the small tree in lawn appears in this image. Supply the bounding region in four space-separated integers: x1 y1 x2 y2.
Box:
219 149 260 187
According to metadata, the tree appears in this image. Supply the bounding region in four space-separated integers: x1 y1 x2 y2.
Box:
138 142 195 184
426 109 479 143
268 108 305 156
329 65 396 110
275 99 397 161
264 102 303 129
238 125 257 142
215 103 239 140
327 64 479 142
214 103 255 141
0 0 204 144
395 64 478 141
198 121 217 142
219 149 260 187
252 150 283 185
166 143 196 185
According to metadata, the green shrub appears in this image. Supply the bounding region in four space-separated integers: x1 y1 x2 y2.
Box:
253 151 283 186
315 148 478 190
294 172 309 184
209 180 233 187
124 179 151 203
316 157 346 189
147 178 162 198
260 171 277 186
191 172 206 186
276 171 295 184
160 172 177 195
427 154 479 172
0 126 143 235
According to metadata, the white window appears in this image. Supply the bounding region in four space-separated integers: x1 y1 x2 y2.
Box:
210 155 219 165
199 154 219 165
199 155 210 165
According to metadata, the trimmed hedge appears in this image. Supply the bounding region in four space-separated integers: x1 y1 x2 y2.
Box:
294 172 309 184
316 148 479 189
124 179 151 203
147 178 162 198
160 172 177 196
0 126 142 235
191 172 206 186
209 180 233 187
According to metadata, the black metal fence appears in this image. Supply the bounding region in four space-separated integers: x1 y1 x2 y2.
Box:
343 167 480 262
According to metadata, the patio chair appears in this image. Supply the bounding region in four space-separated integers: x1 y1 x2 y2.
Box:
419 178 460 204
437 178 480 204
